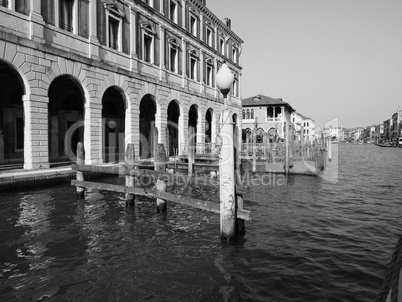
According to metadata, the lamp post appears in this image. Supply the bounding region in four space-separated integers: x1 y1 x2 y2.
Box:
216 62 236 240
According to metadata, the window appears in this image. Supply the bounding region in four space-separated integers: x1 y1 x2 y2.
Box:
232 46 238 64
246 109 250 119
205 58 213 86
242 109 245 120
250 109 254 119
168 38 180 73
59 0 76 33
267 107 274 121
169 0 177 23
105 3 124 51
219 37 225 55
232 75 238 97
190 14 197 36
189 50 198 80
108 17 119 50
206 26 213 47
141 23 156 63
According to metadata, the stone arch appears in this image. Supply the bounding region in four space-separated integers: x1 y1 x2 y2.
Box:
188 104 198 150
0 59 27 165
102 86 127 163
167 100 180 157
48 74 86 161
205 108 213 145
139 93 157 159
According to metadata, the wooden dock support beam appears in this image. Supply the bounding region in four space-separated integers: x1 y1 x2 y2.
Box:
76 142 85 199
155 144 167 213
125 143 136 207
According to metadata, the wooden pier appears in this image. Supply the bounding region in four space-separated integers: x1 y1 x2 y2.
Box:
71 142 251 240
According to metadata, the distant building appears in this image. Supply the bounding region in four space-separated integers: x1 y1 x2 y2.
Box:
384 119 392 143
241 95 295 143
391 109 402 144
374 124 384 143
291 112 315 142
0 0 243 168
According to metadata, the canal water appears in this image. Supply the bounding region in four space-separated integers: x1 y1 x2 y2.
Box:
0 144 401 301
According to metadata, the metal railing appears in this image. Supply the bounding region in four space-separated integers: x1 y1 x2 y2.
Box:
241 142 325 164
180 143 221 156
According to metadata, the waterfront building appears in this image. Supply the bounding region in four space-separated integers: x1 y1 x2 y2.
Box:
241 95 295 143
383 119 392 143
391 109 402 144
374 124 384 143
0 0 243 169
290 112 315 143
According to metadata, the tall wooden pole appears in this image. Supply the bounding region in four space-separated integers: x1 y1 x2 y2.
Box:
219 95 236 240
76 142 85 198
125 143 135 207
252 120 257 173
234 124 245 236
328 137 332 162
285 121 289 175
155 144 167 212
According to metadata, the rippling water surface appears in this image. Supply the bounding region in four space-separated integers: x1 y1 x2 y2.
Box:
0 144 401 301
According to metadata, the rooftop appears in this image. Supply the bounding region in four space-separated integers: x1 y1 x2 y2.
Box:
242 95 295 112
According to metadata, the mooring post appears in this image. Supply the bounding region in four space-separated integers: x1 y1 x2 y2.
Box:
155 144 167 213
76 142 85 199
328 137 332 162
234 124 245 235
252 123 257 173
125 143 135 207
219 109 236 240
285 121 289 175
188 126 195 176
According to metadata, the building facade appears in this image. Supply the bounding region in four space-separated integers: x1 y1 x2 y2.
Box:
290 112 315 143
241 95 295 143
390 109 402 144
0 0 243 169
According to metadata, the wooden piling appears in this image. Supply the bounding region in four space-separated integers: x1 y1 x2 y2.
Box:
219 109 236 240
252 125 257 173
125 143 135 207
328 137 332 162
155 144 167 213
188 125 195 176
285 121 289 175
234 124 245 236
76 142 85 199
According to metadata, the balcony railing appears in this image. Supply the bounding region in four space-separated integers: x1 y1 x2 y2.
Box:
180 143 221 156
266 117 282 122
59 22 73 33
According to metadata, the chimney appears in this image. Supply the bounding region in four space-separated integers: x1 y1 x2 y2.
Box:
224 18 231 29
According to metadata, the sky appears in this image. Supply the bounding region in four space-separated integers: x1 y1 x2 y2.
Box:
207 0 402 128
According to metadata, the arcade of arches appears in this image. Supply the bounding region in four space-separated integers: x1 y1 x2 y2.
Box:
0 59 231 169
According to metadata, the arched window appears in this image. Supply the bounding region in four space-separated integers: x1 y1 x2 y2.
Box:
246 109 250 119
242 109 245 119
267 107 274 120
251 109 254 119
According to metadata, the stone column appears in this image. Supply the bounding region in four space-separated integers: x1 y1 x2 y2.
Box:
84 99 102 165
23 95 50 170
